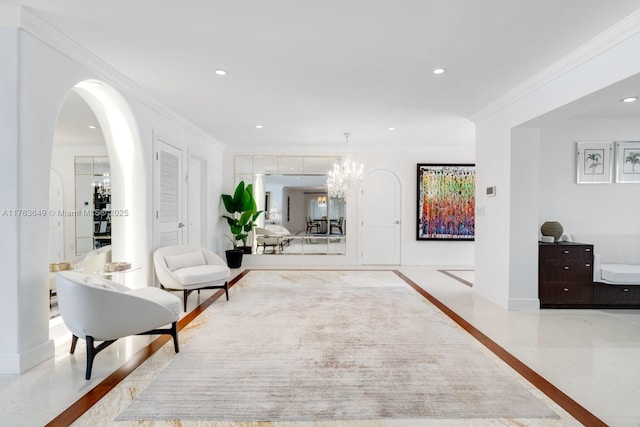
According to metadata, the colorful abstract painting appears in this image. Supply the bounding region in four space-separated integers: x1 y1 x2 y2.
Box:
417 164 475 240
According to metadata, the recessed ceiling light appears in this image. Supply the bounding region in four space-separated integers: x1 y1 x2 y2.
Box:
88 125 97 129
621 96 638 103
388 127 396 131
255 125 263 129
215 69 227 76
433 68 446 75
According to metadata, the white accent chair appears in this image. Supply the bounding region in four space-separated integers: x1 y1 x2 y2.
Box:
255 227 282 253
55 271 181 380
265 224 292 240
153 246 230 312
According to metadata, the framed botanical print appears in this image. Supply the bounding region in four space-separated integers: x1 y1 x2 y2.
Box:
576 141 613 184
615 141 640 183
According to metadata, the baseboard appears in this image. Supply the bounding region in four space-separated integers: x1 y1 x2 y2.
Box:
473 286 508 309
0 339 55 374
473 287 540 311
508 298 540 311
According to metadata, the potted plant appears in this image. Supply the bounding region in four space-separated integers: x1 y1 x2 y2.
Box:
221 181 262 267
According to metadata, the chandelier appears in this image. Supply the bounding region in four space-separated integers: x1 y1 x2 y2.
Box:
93 176 111 198
327 133 364 199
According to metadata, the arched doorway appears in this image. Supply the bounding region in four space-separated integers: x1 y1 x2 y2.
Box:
48 90 110 321
48 80 147 332
69 80 147 283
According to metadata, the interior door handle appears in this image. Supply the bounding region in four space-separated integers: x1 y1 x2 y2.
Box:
395 220 400 224
178 223 185 228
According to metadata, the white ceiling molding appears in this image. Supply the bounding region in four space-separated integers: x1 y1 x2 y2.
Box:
8 5 224 151
471 8 640 123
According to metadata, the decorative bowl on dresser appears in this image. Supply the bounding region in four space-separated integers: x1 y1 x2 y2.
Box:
539 241 640 308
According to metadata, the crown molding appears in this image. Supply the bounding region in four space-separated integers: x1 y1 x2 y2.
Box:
471 8 640 123
3 5 225 151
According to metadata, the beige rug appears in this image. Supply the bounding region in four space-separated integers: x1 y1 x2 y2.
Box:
117 270 558 422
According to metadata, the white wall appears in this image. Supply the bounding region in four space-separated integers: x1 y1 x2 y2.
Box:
9 28 93 374
222 130 477 267
0 28 21 373
363 149 476 266
539 119 640 235
1 19 224 373
474 26 640 310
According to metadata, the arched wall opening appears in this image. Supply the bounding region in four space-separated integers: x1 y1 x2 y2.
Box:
68 80 147 286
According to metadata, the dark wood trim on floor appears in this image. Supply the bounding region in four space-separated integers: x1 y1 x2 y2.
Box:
45 269 250 427
394 270 607 427
437 269 474 287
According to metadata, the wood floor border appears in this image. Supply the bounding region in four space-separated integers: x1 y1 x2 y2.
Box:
45 269 250 427
47 268 605 426
393 270 607 427
437 269 474 287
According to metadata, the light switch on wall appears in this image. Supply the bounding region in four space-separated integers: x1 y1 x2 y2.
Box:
486 186 496 197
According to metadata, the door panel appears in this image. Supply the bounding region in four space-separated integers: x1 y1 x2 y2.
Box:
155 139 184 247
361 170 401 265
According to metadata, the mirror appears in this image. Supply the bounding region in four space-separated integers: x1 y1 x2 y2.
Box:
234 155 346 255
75 156 111 255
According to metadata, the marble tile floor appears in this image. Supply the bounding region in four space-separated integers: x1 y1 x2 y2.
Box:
1 266 639 426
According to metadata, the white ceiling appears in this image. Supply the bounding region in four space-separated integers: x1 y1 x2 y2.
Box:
17 0 640 148
54 91 105 145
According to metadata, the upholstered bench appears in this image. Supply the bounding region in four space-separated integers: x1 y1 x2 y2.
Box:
572 234 640 285
571 234 640 307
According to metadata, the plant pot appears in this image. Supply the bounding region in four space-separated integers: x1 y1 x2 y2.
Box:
225 249 244 268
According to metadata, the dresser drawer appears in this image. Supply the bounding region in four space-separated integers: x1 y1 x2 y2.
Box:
538 261 593 283
540 281 593 304
539 244 593 261
593 284 640 305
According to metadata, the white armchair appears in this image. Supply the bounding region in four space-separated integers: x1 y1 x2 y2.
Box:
255 227 282 253
153 246 230 312
55 271 181 380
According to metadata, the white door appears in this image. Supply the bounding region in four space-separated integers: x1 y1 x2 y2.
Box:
48 170 64 261
155 139 185 247
188 157 204 247
361 169 401 265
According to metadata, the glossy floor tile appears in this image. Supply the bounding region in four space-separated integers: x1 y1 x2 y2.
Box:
0 266 638 426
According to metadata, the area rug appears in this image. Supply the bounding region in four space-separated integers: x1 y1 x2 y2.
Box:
117 270 558 422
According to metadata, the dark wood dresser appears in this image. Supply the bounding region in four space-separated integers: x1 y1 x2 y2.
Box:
539 242 640 308
539 242 593 308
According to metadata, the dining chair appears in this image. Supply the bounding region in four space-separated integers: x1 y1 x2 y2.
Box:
330 217 344 235
306 217 320 234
